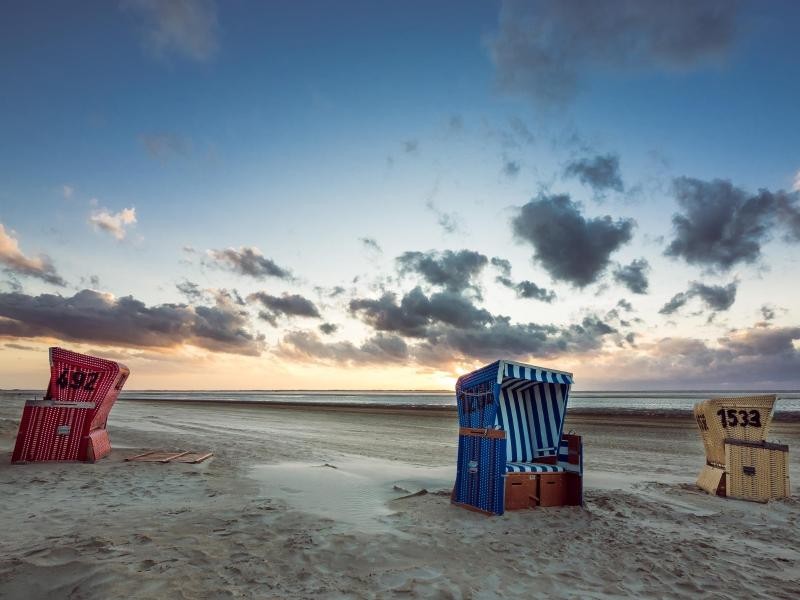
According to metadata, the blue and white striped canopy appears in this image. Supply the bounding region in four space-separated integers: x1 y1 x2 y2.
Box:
500 361 574 386
456 359 574 460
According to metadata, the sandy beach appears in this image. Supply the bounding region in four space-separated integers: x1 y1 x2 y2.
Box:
1 399 799 599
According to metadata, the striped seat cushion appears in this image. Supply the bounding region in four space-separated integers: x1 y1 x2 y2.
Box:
506 462 565 473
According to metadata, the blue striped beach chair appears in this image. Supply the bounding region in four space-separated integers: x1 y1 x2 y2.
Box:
452 360 583 515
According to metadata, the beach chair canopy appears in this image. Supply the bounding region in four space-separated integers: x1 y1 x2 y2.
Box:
456 360 574 462
694 395 777 468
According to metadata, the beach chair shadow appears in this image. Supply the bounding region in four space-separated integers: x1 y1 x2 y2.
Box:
694 395 790 502
451 360 583 515
11 347 129 463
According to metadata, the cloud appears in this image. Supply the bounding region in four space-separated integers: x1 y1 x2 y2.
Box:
616 324 800 387
89 206 137 240
512 193 634 287
490 257 512 277
659 280 738 315
448 115 464 133
402 139 419 154
278 331 409 365
359 237 383 254
418 314 617 365
488 0 739 106
287 295 619 368
659 291 689 315
721 325 800 357
503 158 521 178
564 153 624 194
346 284 620 367
139 132 190 159
508 116 535 144
0 289 264 355
124 0 219 61
318 322 338 335
793 170 800 192
248 292 321 327
4 342 37 351
425 201 462 235
490 256 556 303
617 298 633 312
207 247 293 280
62 185 74 199
760 305 775 321
349 288 492 339
396 249 488 295
496 276 556 303
212 288 245 306
176 280 203 302
690 281 738 312
665 177 800 270
613 258 650 294
0 224 66 286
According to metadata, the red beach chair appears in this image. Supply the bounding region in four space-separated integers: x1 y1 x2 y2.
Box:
11 347 130 463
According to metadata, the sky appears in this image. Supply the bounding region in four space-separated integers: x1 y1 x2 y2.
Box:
1 0 799 390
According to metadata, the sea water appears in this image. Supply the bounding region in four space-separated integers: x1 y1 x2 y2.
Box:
2 389 800 414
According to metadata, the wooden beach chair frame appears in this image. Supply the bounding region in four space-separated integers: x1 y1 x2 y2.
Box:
451 360 583 515
12 347 129 463
694 395 790 502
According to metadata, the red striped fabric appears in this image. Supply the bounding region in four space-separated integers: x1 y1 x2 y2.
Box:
11 347 129 463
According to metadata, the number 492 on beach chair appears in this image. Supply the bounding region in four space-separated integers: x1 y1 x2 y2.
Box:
11 347 130 463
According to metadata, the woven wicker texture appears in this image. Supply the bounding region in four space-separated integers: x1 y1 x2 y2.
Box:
725 442 790 502
694 395 776 467
696 464 725 496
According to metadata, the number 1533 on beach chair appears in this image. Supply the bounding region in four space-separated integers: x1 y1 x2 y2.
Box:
11 347 130 463
451 360 583 515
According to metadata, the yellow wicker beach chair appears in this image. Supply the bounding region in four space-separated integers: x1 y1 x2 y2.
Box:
693 395 790 502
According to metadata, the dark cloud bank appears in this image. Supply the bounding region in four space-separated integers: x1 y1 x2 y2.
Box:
278 281 618 367
0 289 264 356
627 325 800 388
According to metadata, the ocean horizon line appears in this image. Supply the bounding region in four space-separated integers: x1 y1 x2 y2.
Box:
3 388 800 394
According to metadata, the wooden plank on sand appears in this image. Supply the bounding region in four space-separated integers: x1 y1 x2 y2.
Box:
172 452 213 464
126 451 190 463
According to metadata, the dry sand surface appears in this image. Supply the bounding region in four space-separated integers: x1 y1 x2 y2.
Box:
1 399 799 599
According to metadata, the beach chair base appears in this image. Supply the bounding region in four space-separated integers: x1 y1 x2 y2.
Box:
725 440 790 502
504 472 582 510
85 429 112 463
697 465 726 496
